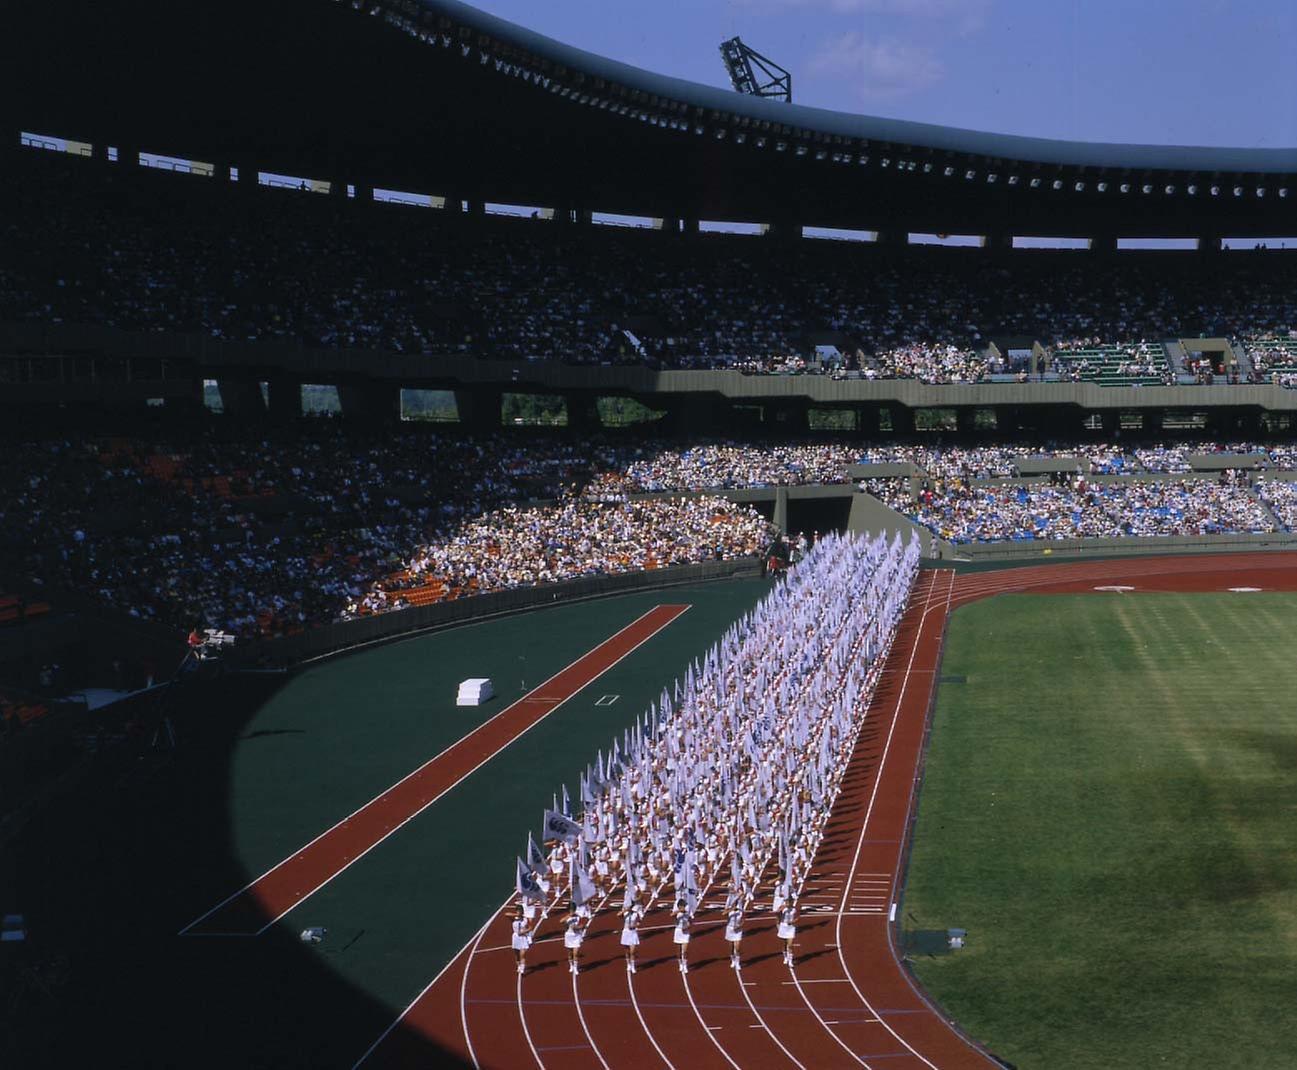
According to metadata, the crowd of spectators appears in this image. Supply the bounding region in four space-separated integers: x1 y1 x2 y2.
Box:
582 442 859 496
353 497 772 617
15 418 1297 635
892 476 1277 543
10 151 1297 375
869 343 993 384
0 426 783 642
1257 478 1297 529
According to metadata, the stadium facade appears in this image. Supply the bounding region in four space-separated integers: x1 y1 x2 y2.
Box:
4 0 1297 436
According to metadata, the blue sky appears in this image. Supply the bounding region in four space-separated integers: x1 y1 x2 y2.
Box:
468 0 1297 148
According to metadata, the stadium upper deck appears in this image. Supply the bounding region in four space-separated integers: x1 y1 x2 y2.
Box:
6 0 1297 241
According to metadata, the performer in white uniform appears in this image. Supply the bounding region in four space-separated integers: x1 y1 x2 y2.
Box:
724 909 743 970
511 906 533 975
671 900 691 973
620 905 642 973
563 909 585 975
777 904 797 967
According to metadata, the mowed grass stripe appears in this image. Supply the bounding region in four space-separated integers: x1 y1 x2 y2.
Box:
905 593 1297 1070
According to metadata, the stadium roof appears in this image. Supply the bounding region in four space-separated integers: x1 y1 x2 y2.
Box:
9 0 1297 237
425 0 1297 176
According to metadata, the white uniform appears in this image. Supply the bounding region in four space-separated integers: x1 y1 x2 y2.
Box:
620 912 641 947
777 910 796 941
511 919 532 952
564 924 584 950
672 918 690 946
724 915 743 944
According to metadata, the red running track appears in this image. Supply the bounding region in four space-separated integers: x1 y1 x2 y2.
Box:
181 603 691 936
355 551 1297 1069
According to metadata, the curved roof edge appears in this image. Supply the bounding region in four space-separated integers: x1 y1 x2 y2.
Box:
424 0 1297 174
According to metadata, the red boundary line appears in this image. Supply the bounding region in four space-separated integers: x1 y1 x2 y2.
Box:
180 602 691 937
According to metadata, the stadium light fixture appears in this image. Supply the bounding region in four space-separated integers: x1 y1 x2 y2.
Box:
1233 186 1244 196
1256 187 1266 197
1187 184 1197 195
796 144 808 156
923 162 933 174
1007 174 1019 185
1096 181 1107 192
775 140 787 152
1141 184 1153 194
1210 185 1220 196
965 169 976 180
754 136 766 147
943 165 955 177
1120 182 1131 193
881 158 890 167
1051 178 1063 190
987 173 998 183
1029 177 1041 188
1281 188 1289 198
1074 181 1085 192
1165 185 1176 195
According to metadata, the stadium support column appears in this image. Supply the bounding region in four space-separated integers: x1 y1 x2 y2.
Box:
233 158 258 194
773 486 790 532
565 392 599 434
216 379 266 420
956 407 977 436
890 404 915 435
667 393 727 437
338 381 399 424
266 376 301 422
1142 409 1163 438
455 388 501 431
765 400 809 435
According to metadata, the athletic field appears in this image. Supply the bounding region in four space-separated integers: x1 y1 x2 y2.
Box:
906 592 1297 1069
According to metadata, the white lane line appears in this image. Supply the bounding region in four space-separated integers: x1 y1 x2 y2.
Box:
518 969 546 1070
350 893 503 1068
628 969 677 1070
832 569 951 1070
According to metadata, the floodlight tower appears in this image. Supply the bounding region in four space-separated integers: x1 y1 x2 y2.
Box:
718 37 792 103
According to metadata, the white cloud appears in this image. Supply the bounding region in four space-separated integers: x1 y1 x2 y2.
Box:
807 31 944 98
736 0 989 34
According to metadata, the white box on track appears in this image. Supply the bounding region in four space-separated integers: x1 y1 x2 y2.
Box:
456 678 494 706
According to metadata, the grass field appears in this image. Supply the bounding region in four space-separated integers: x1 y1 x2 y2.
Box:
905 593 1297 1070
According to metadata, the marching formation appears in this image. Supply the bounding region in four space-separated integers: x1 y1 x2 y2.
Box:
511 530 921 974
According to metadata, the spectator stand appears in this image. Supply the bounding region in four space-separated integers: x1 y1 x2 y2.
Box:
1049 342 1173 386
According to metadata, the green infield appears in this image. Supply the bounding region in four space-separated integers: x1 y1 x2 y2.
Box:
904 592 1297 1070
223 578 772 1022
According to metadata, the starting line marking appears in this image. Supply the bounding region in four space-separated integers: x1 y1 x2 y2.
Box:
595 694 620 706
1093 585 1136 593
1228 587 1263 593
